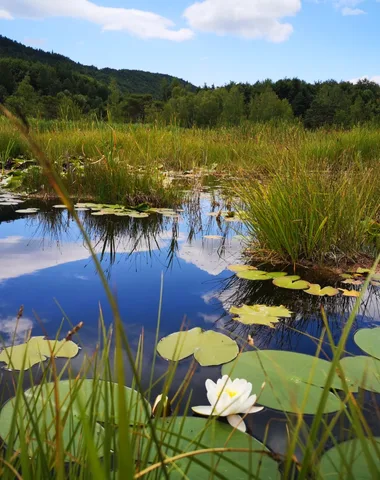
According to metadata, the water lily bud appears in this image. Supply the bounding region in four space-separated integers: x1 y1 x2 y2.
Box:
152 394 172 417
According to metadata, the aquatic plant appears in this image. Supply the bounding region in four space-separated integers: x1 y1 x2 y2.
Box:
192 375 264 433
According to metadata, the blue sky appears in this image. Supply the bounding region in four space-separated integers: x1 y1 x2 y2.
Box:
0 0 379 86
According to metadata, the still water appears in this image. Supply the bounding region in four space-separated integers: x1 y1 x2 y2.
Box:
0 191 379 454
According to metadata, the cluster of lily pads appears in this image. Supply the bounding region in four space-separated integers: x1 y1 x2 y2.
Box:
51 202 181 219
228 264 379 298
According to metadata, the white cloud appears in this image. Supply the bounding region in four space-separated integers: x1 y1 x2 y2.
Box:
0 317 34 343
0 0 193 41
0 8 12 19
350 75 380 84
334 0 366 15
183 0 301 42
341 6 365 14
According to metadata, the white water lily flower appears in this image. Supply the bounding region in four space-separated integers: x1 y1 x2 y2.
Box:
192 375 264 433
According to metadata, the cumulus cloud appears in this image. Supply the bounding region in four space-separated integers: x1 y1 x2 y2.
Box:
341 6 365 14
0 8 12 18
350 75 380 84
0 0 193 41
334 0 366 15
183 0 301 42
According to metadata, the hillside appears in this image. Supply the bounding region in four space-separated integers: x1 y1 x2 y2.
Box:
0 35 195 96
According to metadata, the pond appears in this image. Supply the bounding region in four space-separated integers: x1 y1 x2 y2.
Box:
0 190 379 458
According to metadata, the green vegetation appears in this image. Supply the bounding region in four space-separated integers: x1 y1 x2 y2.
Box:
1 36 380 128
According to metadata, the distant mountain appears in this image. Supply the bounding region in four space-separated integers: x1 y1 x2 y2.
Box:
0 35 195 97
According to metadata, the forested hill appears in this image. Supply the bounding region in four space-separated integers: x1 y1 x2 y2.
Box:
0 35 194 96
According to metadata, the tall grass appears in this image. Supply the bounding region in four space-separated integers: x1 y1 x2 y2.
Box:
1 109 380 479
237 160 380 264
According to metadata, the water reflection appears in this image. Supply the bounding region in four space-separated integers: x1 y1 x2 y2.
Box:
0 192 379 457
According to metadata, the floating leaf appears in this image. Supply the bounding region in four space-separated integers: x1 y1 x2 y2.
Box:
340 356 380 393
230 304 292 328
227 264 257 273
74 207 89 211
28 336 79 358
126 212 149 218
157 328 238 367
0 337 79 370
139 417 280 479
237 270 287 281
338 288 361 298
319 437 380 479
372 274 380 282
0 201 19 206
354 328 380 360
52 204 68 209
16 208 39 214
340 273 353 279
356 267 371 274
222 350 348 414
273 275 310 290
304 284 339 296
0 380 150 459
341 279 364 285
204 235 223 240
371 281 380 287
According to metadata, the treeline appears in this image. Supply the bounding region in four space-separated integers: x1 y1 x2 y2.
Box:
0 36 380 128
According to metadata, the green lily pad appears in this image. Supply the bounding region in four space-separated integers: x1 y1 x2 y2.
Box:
222 350 347 414
52 204 68 209
204 235 223 240
227 265 257 273
273 276 310 290
157 328 239 367
0 337 79 370
230 304 292 328
15 208 40 214
354 328 380 360
338 288 361 297
356 267 371 274
0 201 20 206
237 271 287 281
319 437 380 479
0 380 150 459
139 417 280 479
372 274 380 282
340 356 380 393
304 284 339 296
340 273 353 279
126 212 150 218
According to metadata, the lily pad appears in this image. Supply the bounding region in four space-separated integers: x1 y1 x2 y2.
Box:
230 304 292 328
52 204 68 209
204 235 223 240
319 437 380 479
341 279 364 286
356 267 371 274
273 275 310 290
126 212 149 218
338 288 361 298
237 271 287 281
228 264 257 273
0 380 150 459
304 284 339 296
340 273 353 279
15 208 40 214
222 350 347 414
140 417 280 479
340 356 380 393
157 328 239 367
354 328 380 360
0 337 79 370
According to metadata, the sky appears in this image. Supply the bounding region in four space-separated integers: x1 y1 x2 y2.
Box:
0 0 379 87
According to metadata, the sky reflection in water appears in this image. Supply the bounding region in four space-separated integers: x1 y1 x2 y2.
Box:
0 192 379 454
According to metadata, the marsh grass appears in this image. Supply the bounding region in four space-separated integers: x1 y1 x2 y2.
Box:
1 109 380 479
237 161 380 264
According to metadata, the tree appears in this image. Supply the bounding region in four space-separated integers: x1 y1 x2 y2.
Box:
5 74 40 117
249 88 294 123
304 84 351 128
221 86 245 126
107 79 123 122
